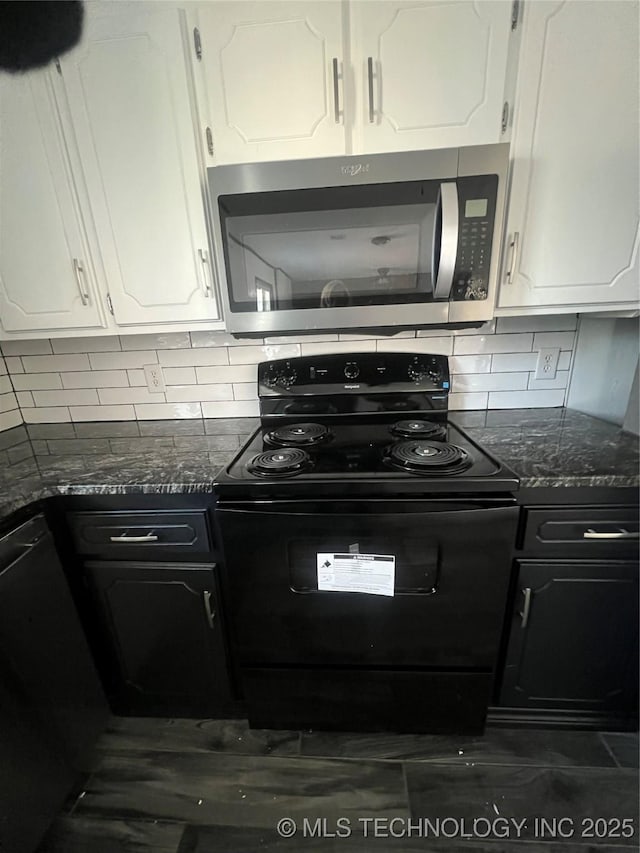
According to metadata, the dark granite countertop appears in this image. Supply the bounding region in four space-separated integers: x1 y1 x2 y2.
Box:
0 408 637 526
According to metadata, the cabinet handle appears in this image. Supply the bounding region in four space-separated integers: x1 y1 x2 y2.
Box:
519 587 532 628
367 57 375 123
109 533 159 543
583 528 639 539
198 248 213 297
332 57 341 124
203 590 216 629
73 258 90 306
504 232 519 283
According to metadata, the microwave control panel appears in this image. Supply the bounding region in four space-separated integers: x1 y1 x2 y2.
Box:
452 174 498 301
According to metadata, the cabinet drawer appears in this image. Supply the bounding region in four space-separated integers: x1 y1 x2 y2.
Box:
67 511 211 556
522 507 639 557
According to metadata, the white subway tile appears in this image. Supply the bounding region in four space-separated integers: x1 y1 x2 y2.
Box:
190 331 262 348
0 409 22 430
119 332 191 350
22 354 90 373
61 370 129 389
301 341 377 356
1 339 52 356
127 369 145 386
450 355 492 374
15 391 34 408
448 392 488 410
98 387 166 405
158 347 229 368
453 372 529 393
163 367 197 385
488 389 566 409
527 370 570 390
11 372 63 391
232 383 257 400
229 344 301 364
51 336 121 354
0 392 18 414
89 351 158 370
454 333 533 355
376 337 453 355
21 407 71 423
196 365 257 384
4 357 24 374
134 402 203 420
165 384 233 403
33 389 99 407
533 331 576 351
491 350 572 372
496 314 578 334
201 400 260 418
70 405 136 422
0 375 12 395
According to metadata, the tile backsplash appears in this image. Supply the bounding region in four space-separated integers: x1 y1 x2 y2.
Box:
0 315 577 426
0 353 22 431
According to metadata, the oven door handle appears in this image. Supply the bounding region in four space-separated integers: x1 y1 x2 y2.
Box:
432 181 459 300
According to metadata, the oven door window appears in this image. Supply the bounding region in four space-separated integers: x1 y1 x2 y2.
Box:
219 181 442 313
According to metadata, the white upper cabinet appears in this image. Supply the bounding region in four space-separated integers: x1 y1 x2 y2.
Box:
0 72 105 334
55 2 219 326
194 1 347 164
351 0 512 154
498 0 640 313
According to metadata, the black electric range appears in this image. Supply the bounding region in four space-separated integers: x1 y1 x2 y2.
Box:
215 351 519 499
213 352 520 735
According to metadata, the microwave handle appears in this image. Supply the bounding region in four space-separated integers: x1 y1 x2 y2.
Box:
432 182 459 300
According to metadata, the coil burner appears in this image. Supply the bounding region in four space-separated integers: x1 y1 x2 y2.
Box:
390 419 447 441
385 440 472 475
265 422 331 447
247 448 312 478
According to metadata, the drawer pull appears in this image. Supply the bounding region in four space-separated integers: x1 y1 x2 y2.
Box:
519 587 532 628
583 528 639 540
203 590 215 629
109 532 159 543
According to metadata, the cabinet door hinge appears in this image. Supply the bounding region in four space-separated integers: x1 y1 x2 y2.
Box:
205 126 214 156
106 293 114 315
501 101 510 134
511 0 520 31
193 27 202 60
54 57 62 74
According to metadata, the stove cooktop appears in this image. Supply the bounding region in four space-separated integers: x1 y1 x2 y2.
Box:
215 417 519 497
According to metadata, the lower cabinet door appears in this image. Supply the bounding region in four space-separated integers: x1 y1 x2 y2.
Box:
500 560 639 716
84 561 232 716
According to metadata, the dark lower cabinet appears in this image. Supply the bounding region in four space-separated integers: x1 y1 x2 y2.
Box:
84 561 233 716
500 560 639 719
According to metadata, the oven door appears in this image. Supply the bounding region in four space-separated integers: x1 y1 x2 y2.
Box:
216 499 518 669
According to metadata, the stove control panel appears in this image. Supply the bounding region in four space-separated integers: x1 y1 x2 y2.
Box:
259 352 450 396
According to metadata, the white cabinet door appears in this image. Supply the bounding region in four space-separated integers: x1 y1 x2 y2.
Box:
0 72 104 334
195 1 347 164
351 0 512 154
498 0 639 312
55 2 218 326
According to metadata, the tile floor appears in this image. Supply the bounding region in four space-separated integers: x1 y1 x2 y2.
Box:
37 719 639 852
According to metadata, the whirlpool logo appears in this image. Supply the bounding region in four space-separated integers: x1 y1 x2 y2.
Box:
341 163 370 176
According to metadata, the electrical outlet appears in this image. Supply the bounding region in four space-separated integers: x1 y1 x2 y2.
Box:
534 347 560 380
144 364 165 393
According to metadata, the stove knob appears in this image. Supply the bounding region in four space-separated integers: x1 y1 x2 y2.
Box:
278 367 297 388
344 362 360 380
407 361 426 382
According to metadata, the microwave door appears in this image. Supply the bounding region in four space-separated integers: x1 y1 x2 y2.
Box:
432 182 459 300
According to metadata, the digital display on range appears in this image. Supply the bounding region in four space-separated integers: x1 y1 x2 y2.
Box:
465 198 488 218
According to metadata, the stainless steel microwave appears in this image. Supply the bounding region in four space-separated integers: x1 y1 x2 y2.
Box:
208 144 509 336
